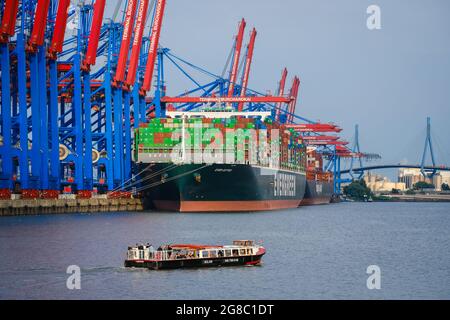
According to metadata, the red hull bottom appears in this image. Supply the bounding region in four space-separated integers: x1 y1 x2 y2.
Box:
300 196 332 206
153 200 302 212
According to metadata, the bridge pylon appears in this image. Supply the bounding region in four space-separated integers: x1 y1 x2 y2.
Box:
349 124 364 180
420 117 437 178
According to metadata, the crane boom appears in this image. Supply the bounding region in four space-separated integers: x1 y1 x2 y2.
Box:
82 0 106 71
275 68 288 120
113 0 138 86
140 0 166 96
0 0 19 43
125 0 150 88
237 28 257 112
48 0 71 60
285 123 342 133
306 141 349 146
227 18 246 97
303 135 339 141
287 77 300 123
161 96 292 104
27 0 51 52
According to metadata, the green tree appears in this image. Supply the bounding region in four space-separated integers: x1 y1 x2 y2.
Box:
442 183 450 191
413 181 434 190
343 179 372 200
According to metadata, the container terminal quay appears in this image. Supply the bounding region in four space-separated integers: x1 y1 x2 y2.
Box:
0 0 449 216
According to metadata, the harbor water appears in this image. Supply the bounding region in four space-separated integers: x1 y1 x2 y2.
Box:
0 202 449 299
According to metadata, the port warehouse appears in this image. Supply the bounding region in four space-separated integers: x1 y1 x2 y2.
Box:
0 0 359 210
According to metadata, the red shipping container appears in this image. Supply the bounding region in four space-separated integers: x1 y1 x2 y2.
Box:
22 189 40 199
77 190 92 199
40 190 59 199
0 189 11 200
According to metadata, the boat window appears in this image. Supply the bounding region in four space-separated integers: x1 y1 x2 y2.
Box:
139 250 144 259
210 250 217 258
225 250 232 257
232 249 239 256
239 249 246 255
246 248 252 255
201 250 209 258
218 250 224 257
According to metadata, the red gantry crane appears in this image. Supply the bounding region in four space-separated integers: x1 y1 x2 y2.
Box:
26 0 51 52
285 123 342 133
237 27 257 111
308 141 349 146
140 0 166 96
113 0 138 87
160 96 293 104
227 18 246 98
0 0 19 43
47 0 71 60
81 0 106 71
125 0 150 88
275 68 288 121
303 135 340 142
286 76 300 123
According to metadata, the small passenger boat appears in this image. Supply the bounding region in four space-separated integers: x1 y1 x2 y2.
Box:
124 240 265 270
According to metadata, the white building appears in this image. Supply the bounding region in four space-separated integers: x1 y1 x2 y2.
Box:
364 172 406 193
398 168 450 191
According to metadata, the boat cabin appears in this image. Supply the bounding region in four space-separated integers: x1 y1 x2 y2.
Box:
127 240 258 262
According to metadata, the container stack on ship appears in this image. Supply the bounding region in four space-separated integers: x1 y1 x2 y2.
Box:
134 112 307 212
300 147 334 205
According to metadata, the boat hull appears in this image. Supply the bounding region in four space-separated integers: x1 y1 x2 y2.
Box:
300 179 334 206
125 254 265 270
139 163 306 212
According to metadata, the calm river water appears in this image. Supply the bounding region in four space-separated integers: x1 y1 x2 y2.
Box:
0 202 449 299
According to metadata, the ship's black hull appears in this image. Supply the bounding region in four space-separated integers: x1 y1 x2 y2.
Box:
125 254 264 270
300 179 334 206
139 163 306 212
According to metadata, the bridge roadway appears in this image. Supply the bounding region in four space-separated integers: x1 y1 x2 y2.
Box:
340 165 450 174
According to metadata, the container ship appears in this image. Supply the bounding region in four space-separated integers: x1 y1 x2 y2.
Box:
300 147 334 205
134 111 307 212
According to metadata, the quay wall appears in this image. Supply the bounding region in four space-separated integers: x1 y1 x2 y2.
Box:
0 198 144 217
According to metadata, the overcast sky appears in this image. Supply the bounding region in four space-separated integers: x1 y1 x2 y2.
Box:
105 0 450 175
